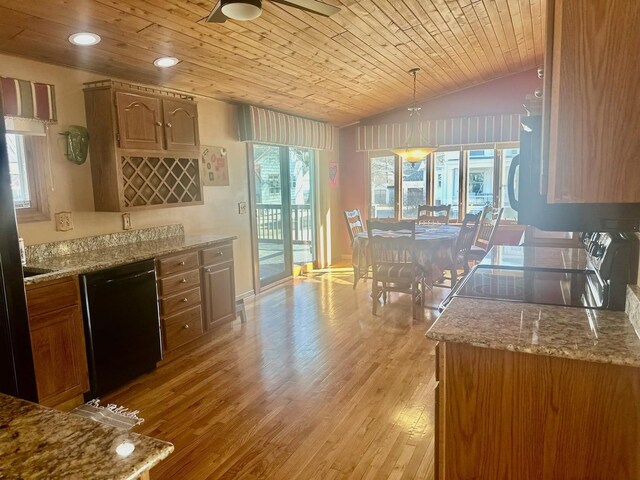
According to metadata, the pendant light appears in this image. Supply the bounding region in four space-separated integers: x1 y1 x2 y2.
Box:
391 68 437 163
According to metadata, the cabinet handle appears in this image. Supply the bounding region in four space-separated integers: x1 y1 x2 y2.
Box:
216 251 224 257
155 121 162 126
166 122 172 128
205 268 211 273
178 261 186 266
183 324 190 330
180 278 187 283
182 298 189 303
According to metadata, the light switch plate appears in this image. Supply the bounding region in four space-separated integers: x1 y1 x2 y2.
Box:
55 211 73 231
122 213 132 230
238 201 247 214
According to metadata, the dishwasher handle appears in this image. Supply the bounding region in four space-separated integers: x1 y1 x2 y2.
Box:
92 269 156 287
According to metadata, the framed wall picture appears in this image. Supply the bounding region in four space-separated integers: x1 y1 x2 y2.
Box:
328 161 339 189
200 145 230 186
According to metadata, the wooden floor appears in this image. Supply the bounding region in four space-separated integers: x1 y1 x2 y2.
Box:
105 266 446 479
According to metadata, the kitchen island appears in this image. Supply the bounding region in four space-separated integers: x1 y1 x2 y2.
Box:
0 392 173 479
427 295 640 480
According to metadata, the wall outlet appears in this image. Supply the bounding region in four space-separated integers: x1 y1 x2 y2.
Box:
55 211 73 232
238 201 247 214
122 213 132 230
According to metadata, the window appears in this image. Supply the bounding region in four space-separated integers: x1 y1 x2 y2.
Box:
367 143 519 222
4 121 50 222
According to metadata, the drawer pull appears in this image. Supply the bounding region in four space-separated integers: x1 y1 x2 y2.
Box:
182 298 189 303
183 324 190 329
205 268 211 273
155 121 162 126
180 278 187 283
166 122 172 128
178 261 186 266
216 251 224 256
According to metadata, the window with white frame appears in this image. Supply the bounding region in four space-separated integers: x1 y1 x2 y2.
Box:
368 144 519 222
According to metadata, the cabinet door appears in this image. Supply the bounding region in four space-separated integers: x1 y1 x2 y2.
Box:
115 91 164 150
162 98 199 151
29 305 89 407
201 262 236 329
544 0 640 203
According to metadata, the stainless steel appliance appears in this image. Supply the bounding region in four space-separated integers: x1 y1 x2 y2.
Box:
507 116 640 232
442 232 638 311
80 260 162 398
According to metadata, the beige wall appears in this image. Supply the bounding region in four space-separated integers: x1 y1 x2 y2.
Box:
1 54 341 296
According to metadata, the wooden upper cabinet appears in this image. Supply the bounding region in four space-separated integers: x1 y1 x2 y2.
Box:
115 92 164 150
544 0 640 203
163 98 199 151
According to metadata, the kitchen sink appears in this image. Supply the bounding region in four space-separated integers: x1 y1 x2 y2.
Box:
22 267 55 278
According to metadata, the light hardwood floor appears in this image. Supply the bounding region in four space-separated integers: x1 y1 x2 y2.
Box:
105 266 446 479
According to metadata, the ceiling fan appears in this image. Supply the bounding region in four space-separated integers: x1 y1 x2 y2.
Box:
206 0 340 23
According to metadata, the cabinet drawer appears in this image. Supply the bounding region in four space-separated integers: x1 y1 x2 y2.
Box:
161 287 201 317
157 251 199 277
159 269 200 296
26 277 78 318
163 306 203 351
201 244 233 267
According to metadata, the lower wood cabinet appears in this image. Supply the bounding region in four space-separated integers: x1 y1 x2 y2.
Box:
156 241 236 355
435 342 640 479
26 277 89 409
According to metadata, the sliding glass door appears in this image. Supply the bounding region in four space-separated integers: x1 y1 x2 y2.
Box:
251 144 317 288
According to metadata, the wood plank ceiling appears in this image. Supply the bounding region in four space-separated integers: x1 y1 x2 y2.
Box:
0 0 543 124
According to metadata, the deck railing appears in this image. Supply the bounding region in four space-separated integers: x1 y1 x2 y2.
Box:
256 204 313 244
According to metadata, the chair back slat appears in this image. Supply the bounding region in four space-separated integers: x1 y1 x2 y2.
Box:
417 204 451 225
475 207 504 252
454 213 482 262
367 220 416 268
344 209 365 242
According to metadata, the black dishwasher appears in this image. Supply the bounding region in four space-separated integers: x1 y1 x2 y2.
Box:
80 259 162 398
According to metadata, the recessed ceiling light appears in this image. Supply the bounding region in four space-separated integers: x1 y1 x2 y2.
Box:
153 57 180 68
68 32 101 46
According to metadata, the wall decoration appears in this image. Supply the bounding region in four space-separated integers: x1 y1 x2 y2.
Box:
200 145 229 186
60 125 89 165
328 162 339 189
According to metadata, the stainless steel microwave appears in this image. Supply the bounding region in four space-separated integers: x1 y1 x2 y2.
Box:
507 116 640 232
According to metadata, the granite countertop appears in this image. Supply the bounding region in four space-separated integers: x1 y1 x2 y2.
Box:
0 393 173 479
24 234 237 285
480 245 588 271
426 297 640 367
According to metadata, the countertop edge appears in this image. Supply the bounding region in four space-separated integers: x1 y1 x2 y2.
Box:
124 443 175 480
425 331 640 368
23 234 238 286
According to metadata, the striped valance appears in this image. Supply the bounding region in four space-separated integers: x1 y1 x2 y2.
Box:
357 114 521 151
1 77 57 122
238 105 336 150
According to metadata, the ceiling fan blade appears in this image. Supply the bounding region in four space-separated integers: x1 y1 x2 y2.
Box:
271 0 340 17
206 1 229 23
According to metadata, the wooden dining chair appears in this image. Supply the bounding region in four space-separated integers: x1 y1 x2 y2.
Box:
344 209 366 242
417 204 451 225
469 207 504 263
439 212 481 288
367 220 425 320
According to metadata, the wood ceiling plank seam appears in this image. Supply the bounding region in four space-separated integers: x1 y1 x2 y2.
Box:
445 0 505 77
459 2 509 73
478 0 521 71
529 0 544 63
506 0 531 67
366 0 468 89
399 0 479 80
516 0 537 62
490 0 525 69
418 0 487 79
469 1 512 70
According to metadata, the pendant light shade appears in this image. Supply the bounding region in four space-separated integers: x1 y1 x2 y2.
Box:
392 68 437 163
221 0 262 20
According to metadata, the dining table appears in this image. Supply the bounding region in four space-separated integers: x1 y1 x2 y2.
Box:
351 224 461 287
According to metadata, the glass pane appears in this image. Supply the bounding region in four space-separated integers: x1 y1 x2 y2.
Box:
6 134 31 209
289 148 315 265
433 151 461 221
254 144 288 283
466 149 495 215
401 159 426 219
370 155 396 219
500 148 520 221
